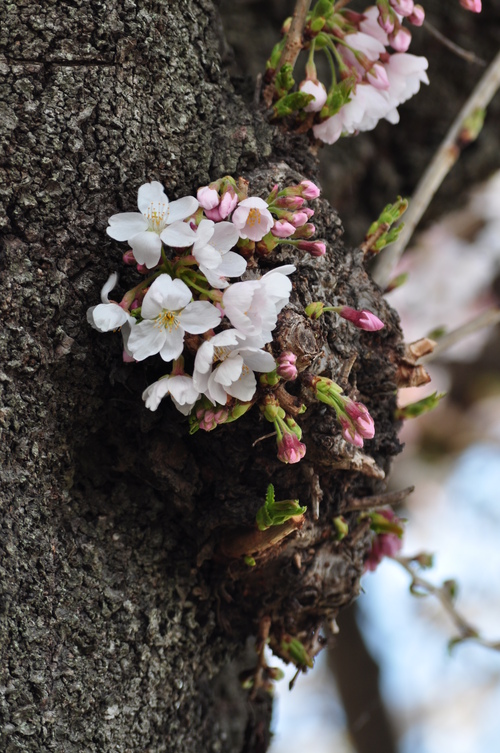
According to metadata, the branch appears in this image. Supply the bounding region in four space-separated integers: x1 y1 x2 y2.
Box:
423 308 500 361
374 49 500 288
423 20 486 67
343 486 415 512
261 0 312 107
394 555 500 651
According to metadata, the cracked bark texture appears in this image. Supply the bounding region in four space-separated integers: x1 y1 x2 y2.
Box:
1 2 403 752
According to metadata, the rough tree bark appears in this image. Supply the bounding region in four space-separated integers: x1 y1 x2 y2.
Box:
1 1 404 751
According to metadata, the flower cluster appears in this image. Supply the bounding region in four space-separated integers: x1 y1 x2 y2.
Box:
88 178 382 463
267 2 431 144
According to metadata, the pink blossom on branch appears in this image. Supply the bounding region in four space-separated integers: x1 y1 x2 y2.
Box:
231 197 274 241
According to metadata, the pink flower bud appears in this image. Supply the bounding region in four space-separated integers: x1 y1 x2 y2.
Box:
365 511 403 571
377 3 396 33
271 220 297 238
136 263 149 274
299 180 321 200
340 418 364 448
344 401 375 439
277 431 306 464
123 250 136 265
123 350 135 363
302 207 315 219
274 196 305 209
367 63 390 90
338 306 385 331
290 211 310 228
408 4 425 24
197 186 219 210
204 206 223 222
297 240 326 257
219 189 239 219
292 223 316 239
389 26 412 52
277 352 298 381
460 0 481 11
389 0 414 16
299 79 328 112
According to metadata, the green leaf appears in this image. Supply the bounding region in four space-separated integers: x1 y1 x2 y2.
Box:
256 484 306 531
273 91 315 118
275 63 295 98
395 391 446 420
281 638 314 668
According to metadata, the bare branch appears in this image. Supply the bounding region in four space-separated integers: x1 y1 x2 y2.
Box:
423 308 500 361
373 49 500 287
423 20 487 67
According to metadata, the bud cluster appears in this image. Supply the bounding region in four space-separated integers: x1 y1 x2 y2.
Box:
266 0 434 144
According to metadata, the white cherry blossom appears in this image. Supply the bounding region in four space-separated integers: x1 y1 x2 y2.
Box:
142 374 200 415
222 265 295 338
231 197 274 242
193 330 276 405
106 181 198 269
127 274 221 362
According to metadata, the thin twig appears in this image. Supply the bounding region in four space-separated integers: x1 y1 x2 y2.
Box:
394 555 500 651
344 486 414 512
423 20 486 67
423 308 500 361
262 0 312 107
373 50 500 288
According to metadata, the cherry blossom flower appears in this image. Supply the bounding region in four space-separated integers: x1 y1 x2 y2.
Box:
222 265 295 338
106 181 198 269
193 329 275 405
231 197 274 242
142 374 200 415
127 274 221 362
87 272 133 332
299 79 328 112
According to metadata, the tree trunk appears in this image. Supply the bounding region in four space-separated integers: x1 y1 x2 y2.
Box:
0 1 403 751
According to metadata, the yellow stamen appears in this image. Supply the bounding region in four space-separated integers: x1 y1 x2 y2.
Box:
247 208 262 227
146 202 167 232
155 310 179 331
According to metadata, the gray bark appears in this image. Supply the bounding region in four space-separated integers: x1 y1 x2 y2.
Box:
0 1 403 751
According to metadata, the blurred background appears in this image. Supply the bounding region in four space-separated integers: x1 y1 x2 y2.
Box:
218 2 500 751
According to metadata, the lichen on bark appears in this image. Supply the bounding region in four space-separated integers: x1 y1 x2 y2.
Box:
0 1 403 751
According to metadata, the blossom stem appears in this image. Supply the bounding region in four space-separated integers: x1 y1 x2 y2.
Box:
178 272 220 302
322 44 338 89
262 0 312 107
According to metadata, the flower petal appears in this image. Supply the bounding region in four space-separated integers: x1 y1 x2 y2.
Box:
225 370 256 401
166 196 199 224
240 348 276 373
180 301 221 334
100 272 119 303
161 221 197 248
137 181 169 214
159 326 185 362
130 231 163 268
211 222 240 253
87 303 130 332
193 242 221 269
127 320 166 361
167 374 200 406
141 275 191 319
215 251 247 278
107 213 148 242
214 354 243 386
142 377 172 411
